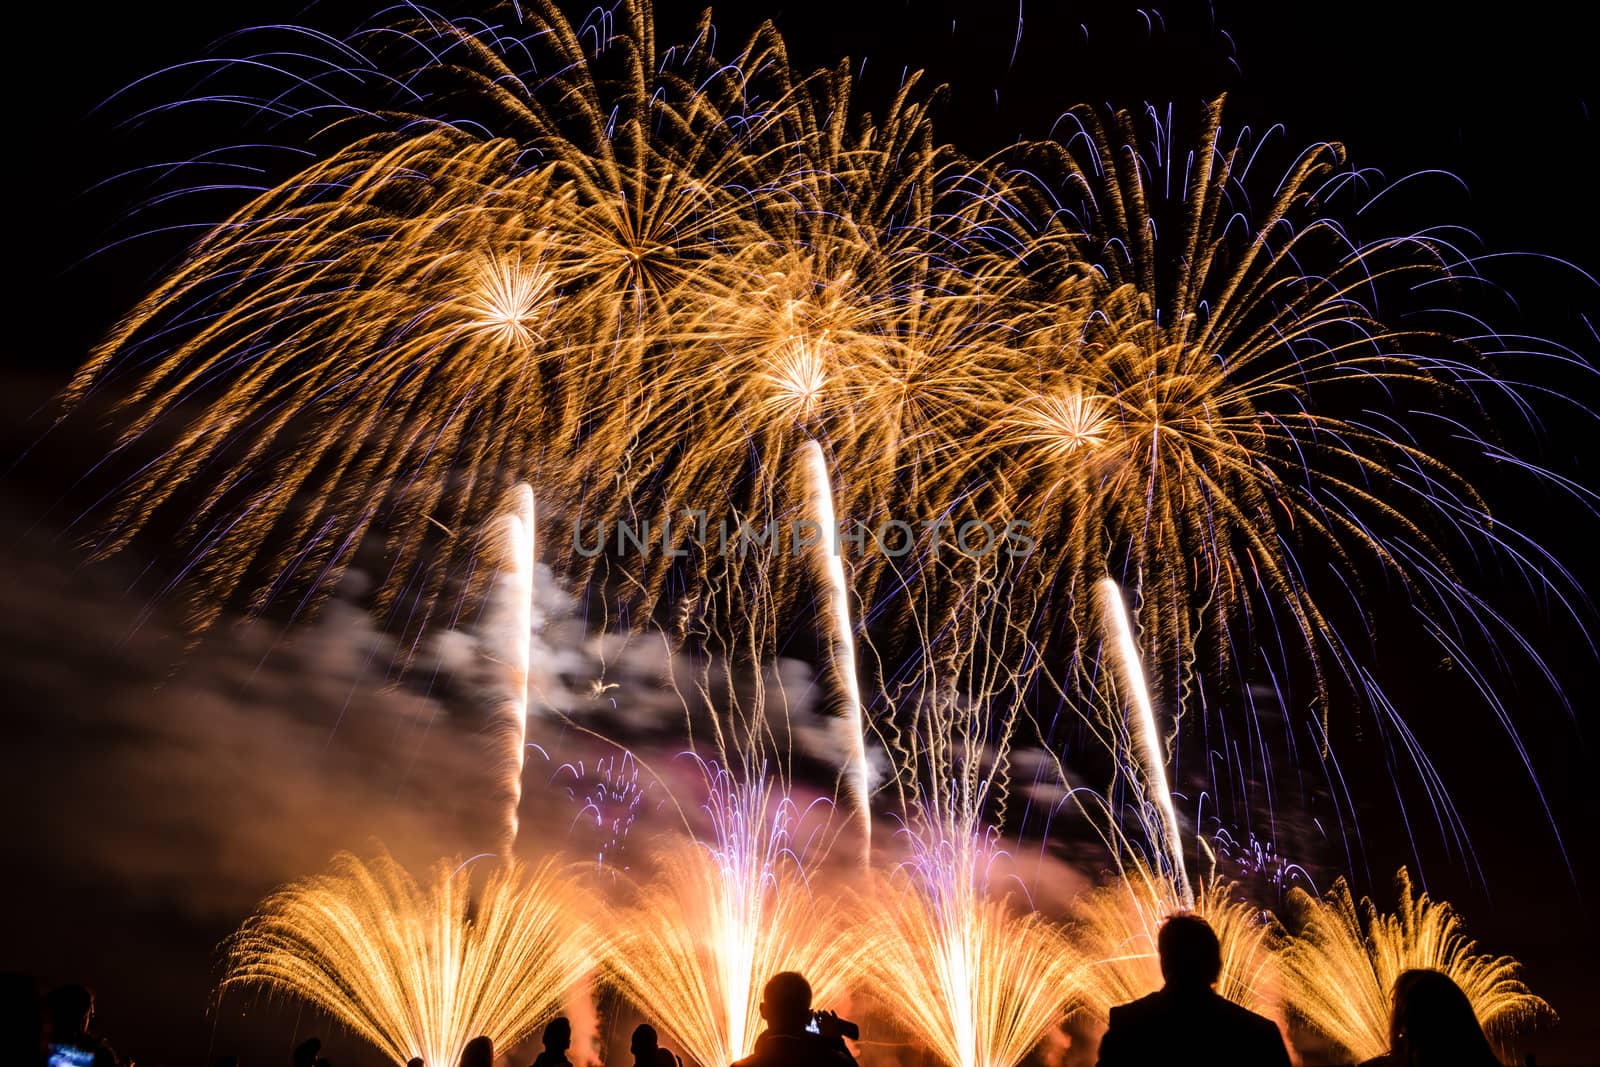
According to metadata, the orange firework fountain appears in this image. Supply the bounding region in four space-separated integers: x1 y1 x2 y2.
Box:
224 851 594 1067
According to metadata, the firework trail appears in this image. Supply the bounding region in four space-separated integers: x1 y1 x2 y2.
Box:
484 483 536 856
1097 577 1191 905
1279 868 1553 1061
603 764 861 1067
801 439 872 862
224 850 594 1067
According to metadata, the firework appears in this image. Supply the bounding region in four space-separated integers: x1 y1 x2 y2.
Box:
860 830 1084 1067
1279 868 1552 1060
980 97 1584 754
59 13 1593 1041
602 765 861 1067
224 850 594 1067
855 577 1086 1067
61 0 1015 653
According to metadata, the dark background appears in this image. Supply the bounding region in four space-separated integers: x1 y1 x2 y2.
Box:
7 1 1599 1064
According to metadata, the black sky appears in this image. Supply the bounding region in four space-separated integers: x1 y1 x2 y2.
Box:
7 1 1600 1064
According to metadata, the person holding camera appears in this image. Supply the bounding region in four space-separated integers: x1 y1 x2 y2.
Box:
731 972 857 1067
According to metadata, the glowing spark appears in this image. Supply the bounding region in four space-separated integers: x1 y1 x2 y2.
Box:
1098 578 1191 904
1279 868 1553 1061
564 751 651 870
223 850 594 1067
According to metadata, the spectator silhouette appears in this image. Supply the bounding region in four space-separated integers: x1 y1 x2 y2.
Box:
1358 968 1502 1067
630 1024 660 1067
45 985 121 1067
731 971 855 1067
408 1058 425 1067
460 1036 493 1067
630 1022 682 1067
292 1038 321 1067
529 1018 571 1067
1095 914 1290 1067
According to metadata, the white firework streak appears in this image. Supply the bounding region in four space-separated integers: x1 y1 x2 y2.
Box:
801 439 871 862
1099 577 1192 906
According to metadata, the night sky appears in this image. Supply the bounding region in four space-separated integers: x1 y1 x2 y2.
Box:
6 1 1599 1065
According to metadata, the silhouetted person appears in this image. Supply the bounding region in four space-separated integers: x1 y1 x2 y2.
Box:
408 1057 425 1067
630 1023 682 1067
1358 969 1502 1067
529 1018 571 1067
630 1024 659 1067
460 1035 494 1067
1095 914 1290 1067
292 1038 322 1067
731 971 855 1067
45 985 121 1067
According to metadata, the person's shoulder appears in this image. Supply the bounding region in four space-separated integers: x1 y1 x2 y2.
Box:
729 1035 853 1067
1108 990 1167 1024
1210 994 1273 1025
1211 998 1288 1051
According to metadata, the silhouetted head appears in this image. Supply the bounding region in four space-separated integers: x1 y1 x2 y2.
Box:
758 971 813 1035
542 1017 571 1053
1389 969 1502 1066
630 1023 659 1060
407 1057 425 1067
459 1035 493 1067
292 1037 322 1067
1157 914 1223 989
45 985 94 1039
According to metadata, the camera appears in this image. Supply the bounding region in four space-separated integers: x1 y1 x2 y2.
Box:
805 1010 860 1041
